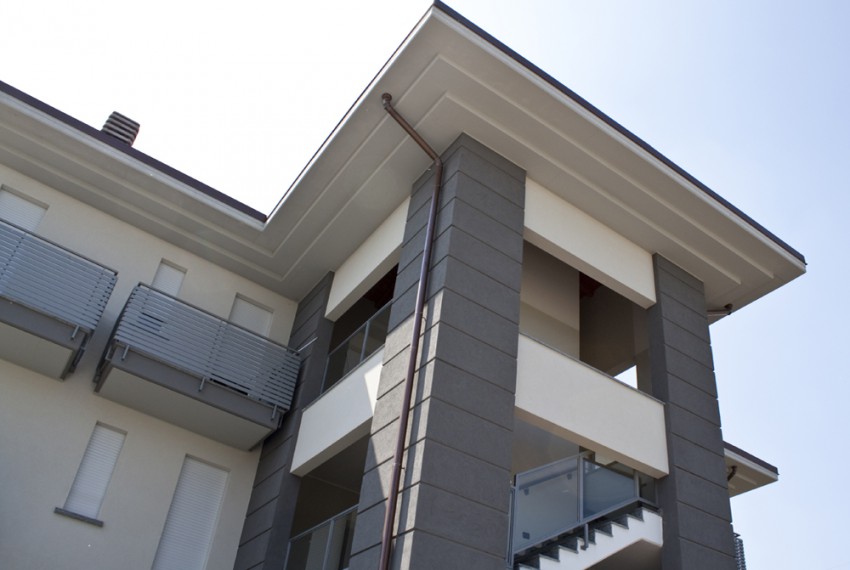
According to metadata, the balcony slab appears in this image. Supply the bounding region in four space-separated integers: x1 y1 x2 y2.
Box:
0 300 85 378
96 349 279 449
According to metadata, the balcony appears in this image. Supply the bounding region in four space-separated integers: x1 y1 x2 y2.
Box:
323 301 390 392
515 335 669 478
95 284 300 449
0 219 116 378
290 301 390 474
285 506 357 570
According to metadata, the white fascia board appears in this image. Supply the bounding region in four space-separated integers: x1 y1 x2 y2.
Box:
325 199 407 321
525 178 656 308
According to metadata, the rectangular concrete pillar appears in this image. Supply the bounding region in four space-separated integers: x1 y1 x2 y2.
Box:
646 255 736 570
348 134 525 570
235 273 335 570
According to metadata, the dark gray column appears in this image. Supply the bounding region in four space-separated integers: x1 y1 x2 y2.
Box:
646 255 736 570
348 134 525 570
234 273 335 570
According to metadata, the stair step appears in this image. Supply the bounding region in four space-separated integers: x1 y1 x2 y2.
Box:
610 518 629 531
560 536 579 553
535 552 561 570
593 521 613 536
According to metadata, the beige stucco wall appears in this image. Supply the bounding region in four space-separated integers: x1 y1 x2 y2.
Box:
0 164 300 569
519 242 581 357
0 360 259 570
0 164 298 350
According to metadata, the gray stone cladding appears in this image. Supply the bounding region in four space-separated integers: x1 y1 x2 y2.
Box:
646 255 737 570
347 134 526 570
234 273 336 570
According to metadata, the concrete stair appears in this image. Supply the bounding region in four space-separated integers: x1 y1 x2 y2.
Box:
516 508 662 570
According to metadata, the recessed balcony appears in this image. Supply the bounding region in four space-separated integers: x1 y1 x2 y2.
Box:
0 219 117 379
95 284 300 449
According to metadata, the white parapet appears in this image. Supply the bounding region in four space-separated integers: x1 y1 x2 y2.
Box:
291 349 383 475
515 335 669 478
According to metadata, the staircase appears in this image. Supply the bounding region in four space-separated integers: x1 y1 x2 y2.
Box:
509 453 661 570
515 507 662 570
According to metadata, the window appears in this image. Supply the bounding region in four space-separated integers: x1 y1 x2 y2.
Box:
228 295 272 336
152 260 187 296
0 187 47 231
152 457 228 570
56 423 125 525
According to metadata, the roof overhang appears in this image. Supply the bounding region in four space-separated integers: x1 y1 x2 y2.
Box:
0 3 805 308
724 441 779 497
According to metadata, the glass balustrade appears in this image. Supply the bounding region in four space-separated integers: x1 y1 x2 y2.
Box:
286 507 357 570
510 452 643 557
323 302 391 392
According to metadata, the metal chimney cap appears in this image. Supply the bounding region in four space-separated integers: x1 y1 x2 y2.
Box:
102 111 140 145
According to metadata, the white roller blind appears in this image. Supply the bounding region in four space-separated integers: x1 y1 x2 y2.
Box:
228 295 272 336
152 261 186 296
0 188 47 231
64 424 125 519
152 457 228 570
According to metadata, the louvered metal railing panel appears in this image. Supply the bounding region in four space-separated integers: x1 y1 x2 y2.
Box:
112 285 299 410
0 219 117 332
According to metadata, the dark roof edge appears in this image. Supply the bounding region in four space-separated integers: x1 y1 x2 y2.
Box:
0 80 266 222
433 1 805 265
724 441 779 475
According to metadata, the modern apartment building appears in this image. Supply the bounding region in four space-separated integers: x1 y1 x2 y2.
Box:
0 3 804 570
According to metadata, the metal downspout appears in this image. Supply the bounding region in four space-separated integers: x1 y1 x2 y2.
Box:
378 93 444 570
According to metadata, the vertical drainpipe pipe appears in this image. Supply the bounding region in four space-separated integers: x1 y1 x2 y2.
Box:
378 92 443 570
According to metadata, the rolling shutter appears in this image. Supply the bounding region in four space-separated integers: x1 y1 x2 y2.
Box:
151 261 186 296
0 189 47 231
64 424 125 519
228 295 272 336
152 457 228 570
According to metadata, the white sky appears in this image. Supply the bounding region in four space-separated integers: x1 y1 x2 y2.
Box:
4 1 848 568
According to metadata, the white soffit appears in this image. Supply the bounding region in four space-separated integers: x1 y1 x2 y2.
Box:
0 4 804 308
348 8 805 312
259 5 804 307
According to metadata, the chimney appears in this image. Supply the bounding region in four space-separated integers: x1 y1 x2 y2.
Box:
101 112 140 145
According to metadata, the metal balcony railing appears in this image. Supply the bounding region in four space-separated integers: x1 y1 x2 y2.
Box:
108 284 299 412
0 218 117 334
285 506 357 570
509 452 652 562
323 302 391 392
